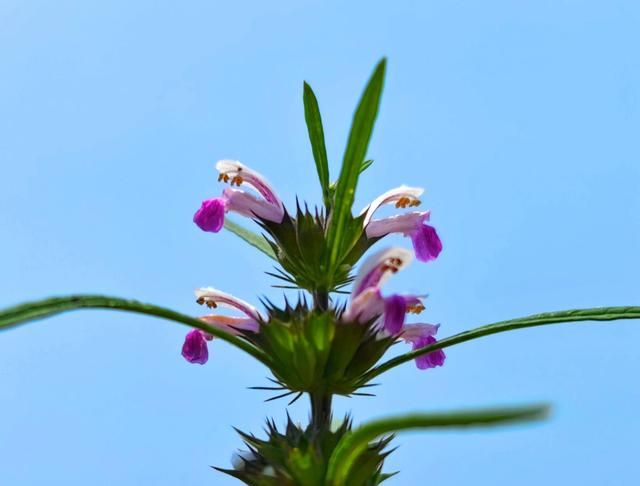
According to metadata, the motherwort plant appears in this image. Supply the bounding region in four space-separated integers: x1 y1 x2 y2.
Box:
2 60 638 485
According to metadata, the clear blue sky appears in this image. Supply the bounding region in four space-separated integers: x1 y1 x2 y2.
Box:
1 1 639 484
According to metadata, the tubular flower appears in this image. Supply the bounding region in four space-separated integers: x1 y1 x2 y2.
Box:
182 288 262 365
351 247 414 298
344 247 425 334
194 160 285 233
401 324 446 370
361 185 443 262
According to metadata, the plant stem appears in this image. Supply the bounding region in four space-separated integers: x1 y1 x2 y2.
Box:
310 393 333 431
313 290 329 312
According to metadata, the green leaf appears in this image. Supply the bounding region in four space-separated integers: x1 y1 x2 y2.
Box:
364 306 640 382
0 295 271 367
224 219 276 260
360 159 373 174
326 59 386 269
326 404 549 485
303 82 331 208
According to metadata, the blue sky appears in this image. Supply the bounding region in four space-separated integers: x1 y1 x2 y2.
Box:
1 1 639 484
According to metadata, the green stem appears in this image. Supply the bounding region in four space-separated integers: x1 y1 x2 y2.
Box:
310 393 333 431
313 290 329 312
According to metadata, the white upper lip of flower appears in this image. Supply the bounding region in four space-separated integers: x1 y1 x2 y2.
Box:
351 247 414 298
195 287 264 321
216 160 282 207
360 185 424 227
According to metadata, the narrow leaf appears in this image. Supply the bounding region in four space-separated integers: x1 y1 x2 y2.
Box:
303 82 331 208
0 295 271 366
326 404 549 484
224 219 276 260
327 59 386 268
360 159 374 174
365 306 640 382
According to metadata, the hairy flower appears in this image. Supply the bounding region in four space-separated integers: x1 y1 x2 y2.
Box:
351 247 414 298
361 185 442 262
344 247 425 334
194 160 284 233
401 324 446 369
181 329 212 364
182 288 262 364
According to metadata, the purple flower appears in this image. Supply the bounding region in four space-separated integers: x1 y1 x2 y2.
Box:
402 324 446 370
410 223 442 262
181 330 210 364
383 294 425 334
361 186 442 263
343 248 427 336
351 247 413 298
194 160 284 233
182 288 262 365
194 197 227 233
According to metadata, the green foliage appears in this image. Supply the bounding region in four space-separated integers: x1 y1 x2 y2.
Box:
259 205 377 293
216 416 392 486
0 295 271 367
224 219 277 260
363 305 640 383
248 301 394 396
326 59 386 273
303 82 331 209
325 404 549 485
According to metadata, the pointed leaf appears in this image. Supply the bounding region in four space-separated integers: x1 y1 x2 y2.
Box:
224 219 276 259
0 295 271 366
326 404 549 484
360 159 374 174
303 82 331 208
327 59 386 268
365 306 640 381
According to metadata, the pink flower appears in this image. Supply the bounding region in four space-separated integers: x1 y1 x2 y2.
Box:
361 186 442 262
401 324 446 370
344 247 426 334
194 160 284 233
182 329 211 364
182 288 262 365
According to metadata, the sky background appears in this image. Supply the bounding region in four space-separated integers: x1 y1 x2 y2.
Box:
1 1 639 484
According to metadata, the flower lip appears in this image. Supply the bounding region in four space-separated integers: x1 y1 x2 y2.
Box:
200 315 260 334
223 187 284 223
181 329 209 364
401 323 440 342
361 185 424 227
365 211 431 238
216 160 282 207
193 197 227 233
195 287 264 321
351 247 414 298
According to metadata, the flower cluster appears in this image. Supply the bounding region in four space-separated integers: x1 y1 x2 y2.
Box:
184 161 445 374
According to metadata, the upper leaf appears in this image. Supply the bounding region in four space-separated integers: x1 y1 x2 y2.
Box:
326 59 386 271
303 82 331 209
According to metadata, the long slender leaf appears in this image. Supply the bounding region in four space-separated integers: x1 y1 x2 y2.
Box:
303 82 331 208
326 404 549 484
224 219 276 259
0 295 271 366
364 306 640 382
327 59 386 268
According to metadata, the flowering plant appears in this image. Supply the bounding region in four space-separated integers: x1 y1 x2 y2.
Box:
1 59 638 485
